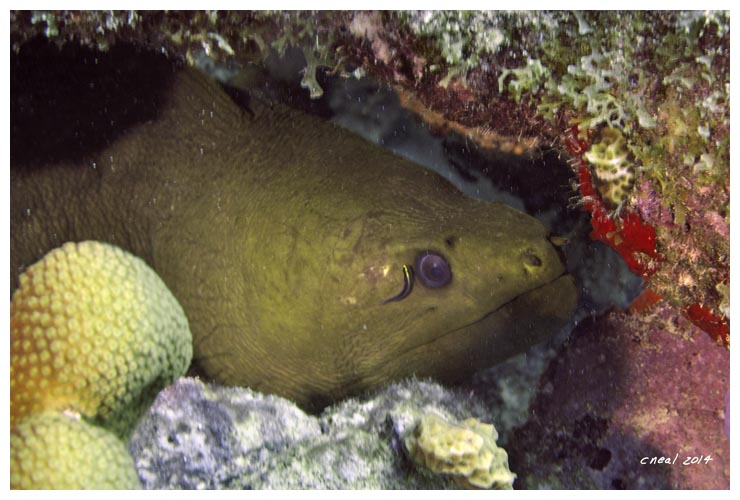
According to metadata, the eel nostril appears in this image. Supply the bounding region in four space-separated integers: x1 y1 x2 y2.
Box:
523 252 542 267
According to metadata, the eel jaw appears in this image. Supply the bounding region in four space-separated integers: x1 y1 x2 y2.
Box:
362 273 578 390
452 271 575 339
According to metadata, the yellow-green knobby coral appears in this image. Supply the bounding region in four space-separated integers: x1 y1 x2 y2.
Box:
11 240 192 438
10 241 192 488
11 411 141 489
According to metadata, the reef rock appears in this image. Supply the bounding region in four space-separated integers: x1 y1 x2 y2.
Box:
128 377 512 489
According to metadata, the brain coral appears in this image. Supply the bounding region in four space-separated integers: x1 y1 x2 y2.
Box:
11 411 141 489
10 241 192 439
405 413 516 489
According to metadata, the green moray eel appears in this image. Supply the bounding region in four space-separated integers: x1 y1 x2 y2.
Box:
10 67 578 410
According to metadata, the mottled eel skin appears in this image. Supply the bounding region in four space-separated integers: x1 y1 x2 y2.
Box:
11 68 577 410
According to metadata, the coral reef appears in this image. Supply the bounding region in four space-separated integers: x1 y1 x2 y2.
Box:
405 413 515 489
10 241 192 488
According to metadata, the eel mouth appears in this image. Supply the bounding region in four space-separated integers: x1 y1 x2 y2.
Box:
450 271 574 337
370 272 578 381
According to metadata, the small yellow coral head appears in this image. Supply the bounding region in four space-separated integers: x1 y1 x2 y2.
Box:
10 241 192 438
11 411 141 489
405 413 516 489
583 127 636 208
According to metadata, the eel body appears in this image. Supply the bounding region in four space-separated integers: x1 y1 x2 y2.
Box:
11 67 578 409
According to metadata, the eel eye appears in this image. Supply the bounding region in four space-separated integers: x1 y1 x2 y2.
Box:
415 251 452 288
